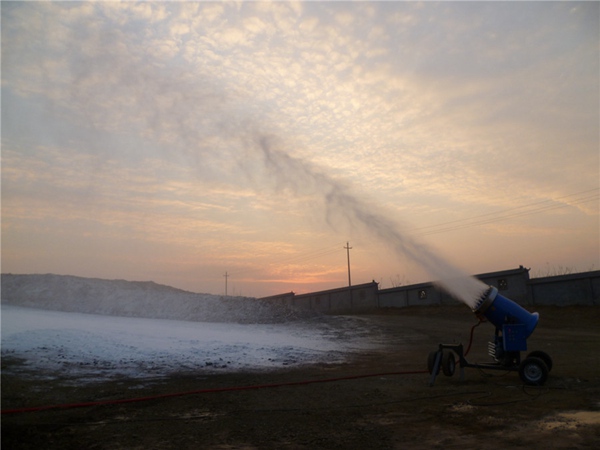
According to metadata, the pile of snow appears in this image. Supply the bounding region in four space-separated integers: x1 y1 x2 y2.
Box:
1 305 379 383
1 274 315 323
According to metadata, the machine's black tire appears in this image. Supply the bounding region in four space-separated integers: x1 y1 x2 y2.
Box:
527 350 553 372
427 351 440 374
442 351 456 377
519 357 549 386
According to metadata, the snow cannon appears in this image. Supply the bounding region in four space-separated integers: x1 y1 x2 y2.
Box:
472 286 539 344
427 285 552 387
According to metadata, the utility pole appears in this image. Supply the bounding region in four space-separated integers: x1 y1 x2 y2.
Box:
344 242 352 287
224 271 228 296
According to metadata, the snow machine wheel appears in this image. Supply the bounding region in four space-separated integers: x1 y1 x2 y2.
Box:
427 351 441 375
526 350 553 372
519 357 549 386
442 351 456 377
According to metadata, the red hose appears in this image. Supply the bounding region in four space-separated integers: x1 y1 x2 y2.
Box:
464 318 484 357
1 368 427 415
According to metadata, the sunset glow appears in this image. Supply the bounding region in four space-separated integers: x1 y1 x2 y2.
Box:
2 1 598 297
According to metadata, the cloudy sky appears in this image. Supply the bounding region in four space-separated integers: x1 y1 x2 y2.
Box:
2 1 598 298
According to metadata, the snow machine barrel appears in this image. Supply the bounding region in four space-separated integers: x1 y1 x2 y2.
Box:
472 286 538 350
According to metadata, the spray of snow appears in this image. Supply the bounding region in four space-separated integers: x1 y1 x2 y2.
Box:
48 27 487 307
1 304 379 383
1 274 316 324
1 277 383 383
254 136 488 307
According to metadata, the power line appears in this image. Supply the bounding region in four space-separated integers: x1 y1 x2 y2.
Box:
223 188 598 280
417 193 598 236
409 188 597 231
410 188 599 237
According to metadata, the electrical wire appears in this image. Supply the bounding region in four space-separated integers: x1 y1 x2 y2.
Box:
207 187 600 292
409 188 598 233
413 188 599 237
5 383 554 427
463 318 484 357
228 187 599 278
0 368 428 415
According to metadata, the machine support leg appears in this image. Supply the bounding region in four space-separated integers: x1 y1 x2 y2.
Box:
428 348 443 387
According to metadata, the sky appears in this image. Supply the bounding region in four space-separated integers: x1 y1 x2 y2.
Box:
2 1 599 298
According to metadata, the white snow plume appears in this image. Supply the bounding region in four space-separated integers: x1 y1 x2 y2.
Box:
1 274 315 324
35 26 486 307
254 136 487 308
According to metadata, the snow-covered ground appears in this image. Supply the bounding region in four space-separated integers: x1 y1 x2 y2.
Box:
1 305 380 384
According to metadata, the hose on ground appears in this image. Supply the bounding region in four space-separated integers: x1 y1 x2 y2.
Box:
1 368 428 415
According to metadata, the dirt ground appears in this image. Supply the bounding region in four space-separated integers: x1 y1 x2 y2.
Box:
2 305 600 449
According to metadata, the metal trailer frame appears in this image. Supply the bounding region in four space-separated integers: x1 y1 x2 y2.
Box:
428 341 552 387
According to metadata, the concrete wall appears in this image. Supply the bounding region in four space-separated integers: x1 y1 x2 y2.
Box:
476 267 530 304
528 271 600 306
378 266 531 308
260 268 599 313
261 282 379 313
259 292 296 309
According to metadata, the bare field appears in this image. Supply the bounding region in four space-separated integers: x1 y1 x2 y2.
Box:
2 305 600 449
